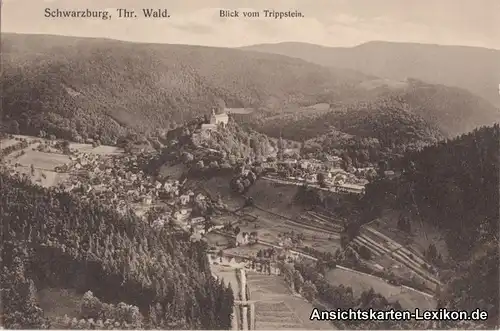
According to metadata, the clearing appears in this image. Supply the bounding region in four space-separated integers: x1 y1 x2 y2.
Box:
247 272 334 330
196 176 245 209
69 142 124 155
205 232 231 248
15 166 68 188
325 268 436 310
16 150 71 171
38 287 82 322
5 145 71 188
0 138 22 149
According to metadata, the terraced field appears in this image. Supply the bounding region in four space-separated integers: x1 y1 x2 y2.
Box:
352 226 441 290
247 272 334 330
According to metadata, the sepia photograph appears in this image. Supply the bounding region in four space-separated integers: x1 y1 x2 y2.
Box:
1 0 499 329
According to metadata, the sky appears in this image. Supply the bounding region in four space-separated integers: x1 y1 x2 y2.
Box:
2 0 499 49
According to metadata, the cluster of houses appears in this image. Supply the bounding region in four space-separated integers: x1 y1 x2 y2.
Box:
57 150 231 240
259 157 370 194
59 152 184 213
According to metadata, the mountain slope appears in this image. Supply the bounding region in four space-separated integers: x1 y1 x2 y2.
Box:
3 34 498 147
1 33 368 144
0 171 234 329
241 41 500 108
360 124 499 328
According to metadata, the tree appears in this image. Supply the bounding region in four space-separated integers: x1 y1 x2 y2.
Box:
358 246 372 260
377 160 388 178
425 243 438 263
292 270 304 293
341 154 353 172
317 172 326 187
301 280 318 301
181 152 194 163
61 140 71 154
1 171 235 330
247 170 257 183
80 291 104 319
0 258 50 329
204 219 215 233
193 199 207 217
277 137 284 161
10 120 20 134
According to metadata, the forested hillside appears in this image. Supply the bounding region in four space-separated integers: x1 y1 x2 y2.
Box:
245 95 445 166
242 41 500 108
1 33 367 144
3 33 497 150
360 124 500 327
245 75 499 138
0 172 234 329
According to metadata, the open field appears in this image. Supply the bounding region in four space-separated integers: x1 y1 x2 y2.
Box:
4 144 71 187
16 151 71 171
205 232 231 248
15 166 69 188
326 268 436 310
38 288 82 319
69 142 124 155
247 272 334 330
0 138 22 149
246 179 300 217
197 176 244 210
2 135 128 189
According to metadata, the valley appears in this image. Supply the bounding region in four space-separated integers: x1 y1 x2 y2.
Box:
1 31 498 331
1 129 442 329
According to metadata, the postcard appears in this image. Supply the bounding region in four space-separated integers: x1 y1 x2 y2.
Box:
1 0 499 330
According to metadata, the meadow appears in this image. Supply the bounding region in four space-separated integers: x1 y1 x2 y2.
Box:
247 272 333 330
325 268 436 310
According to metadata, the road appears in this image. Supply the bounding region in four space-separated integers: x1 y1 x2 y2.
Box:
239 269 249 330
213 230 434 298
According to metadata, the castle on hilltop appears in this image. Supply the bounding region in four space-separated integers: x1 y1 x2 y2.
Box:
201 100 229 131
209 107 229 126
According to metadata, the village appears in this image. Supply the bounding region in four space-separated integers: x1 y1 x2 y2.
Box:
1 112 436 331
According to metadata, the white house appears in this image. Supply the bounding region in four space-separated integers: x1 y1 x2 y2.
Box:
180 194 190 205
236 232 249 246
209 108 229 126
190 217 205 225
